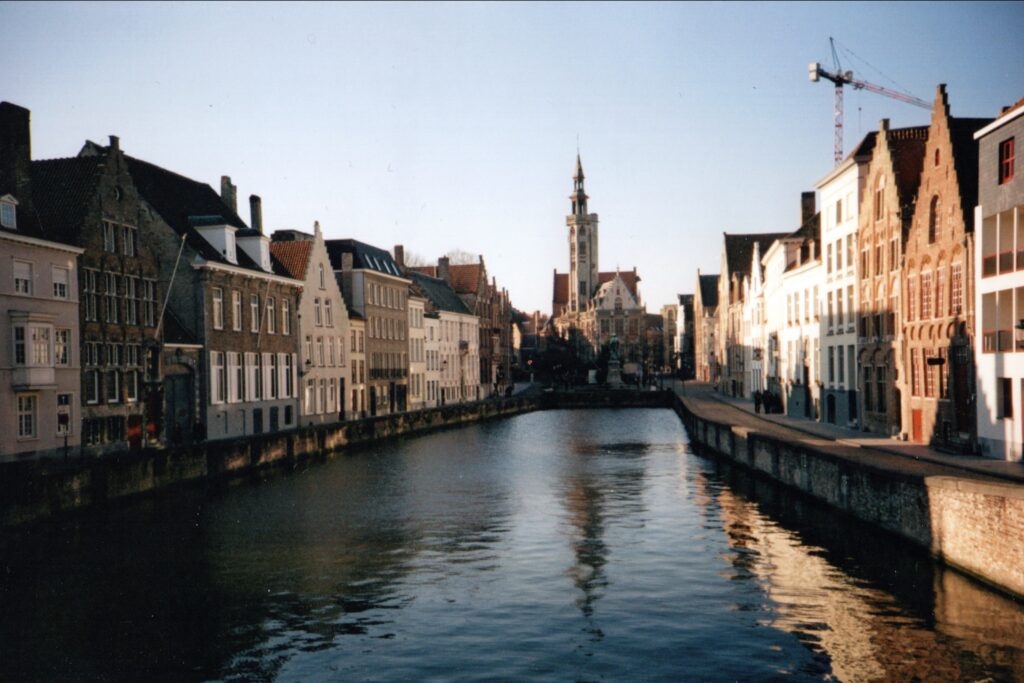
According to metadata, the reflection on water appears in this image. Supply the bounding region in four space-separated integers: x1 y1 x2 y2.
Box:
2 409 1024 681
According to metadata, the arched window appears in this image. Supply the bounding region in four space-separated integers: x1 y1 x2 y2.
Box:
928 196 940 243
614 297 622 312
935 148 940 166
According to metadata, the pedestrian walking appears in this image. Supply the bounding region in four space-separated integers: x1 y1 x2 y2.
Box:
754 390 762 414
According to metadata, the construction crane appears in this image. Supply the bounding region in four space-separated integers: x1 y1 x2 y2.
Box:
809 37 931 165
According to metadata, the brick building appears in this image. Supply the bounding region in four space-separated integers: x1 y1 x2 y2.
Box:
856 121 929 436
327 239 410 415
21 125 167 455
902 85 991 446
120 161 303 442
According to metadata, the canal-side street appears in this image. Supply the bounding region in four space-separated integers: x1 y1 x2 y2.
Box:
674 380 1024 485
4 408 1024 682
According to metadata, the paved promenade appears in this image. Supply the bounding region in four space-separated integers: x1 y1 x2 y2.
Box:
673 380 1024 485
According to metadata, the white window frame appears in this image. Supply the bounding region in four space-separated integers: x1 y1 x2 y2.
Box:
0 199 16 229
282 298 291 335
52 266 69 299
266 297 276 334
232 290 242 331
56 393 73 436
126 370 139 402
14 260 32 295
212 287 224 330
250 294 260 333
17 394 37 439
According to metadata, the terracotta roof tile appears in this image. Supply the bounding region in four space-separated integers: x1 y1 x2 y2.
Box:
269 240 312 280
449 263 482 294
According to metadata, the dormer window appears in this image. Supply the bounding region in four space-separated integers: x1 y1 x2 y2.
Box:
0 195 17 229
225 232 236 262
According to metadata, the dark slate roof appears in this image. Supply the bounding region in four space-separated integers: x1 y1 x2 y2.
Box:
848 131 877 160
325 238 405 277
886 126 929 211
724 233 787 278
698 274 719 308
409 271 471 314
949 116 994 232
122 154 293 278
29 156 103 245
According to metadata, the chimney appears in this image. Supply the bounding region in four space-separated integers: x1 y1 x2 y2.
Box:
393 244 405 269
341 251 354 272
108 135 119 152
438 256 451 283
801 191 815 227
249 194 263 233
220 175 237 212
0 102 32 204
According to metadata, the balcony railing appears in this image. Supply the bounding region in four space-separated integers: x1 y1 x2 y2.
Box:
1000 250 1015 274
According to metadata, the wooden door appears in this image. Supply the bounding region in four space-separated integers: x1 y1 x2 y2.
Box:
912 409 923 443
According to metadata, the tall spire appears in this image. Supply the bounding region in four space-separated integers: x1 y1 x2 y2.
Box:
571 152 588 215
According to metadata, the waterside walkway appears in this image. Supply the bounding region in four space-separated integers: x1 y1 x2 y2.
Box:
673 380 1024 485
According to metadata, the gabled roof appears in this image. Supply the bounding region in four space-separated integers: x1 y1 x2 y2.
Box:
724 233 788 278
948 116 994 229
409 265 438 277
698 274 719 307
269 239 312 281
449 263 483 294
409 271 471 314
29 156 103 244
325 238 405 277
552 269 641 309
884 126 930 211
849 131 877 160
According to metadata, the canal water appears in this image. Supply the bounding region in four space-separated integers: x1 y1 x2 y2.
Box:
3 409 1024 681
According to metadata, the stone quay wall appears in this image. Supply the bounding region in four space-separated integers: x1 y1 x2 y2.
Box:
0 390 673 529
671 392 1024 600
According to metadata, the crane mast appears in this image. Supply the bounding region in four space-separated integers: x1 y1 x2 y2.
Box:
809 38 931 165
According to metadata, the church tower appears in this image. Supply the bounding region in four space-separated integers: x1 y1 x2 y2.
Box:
567 153 599 313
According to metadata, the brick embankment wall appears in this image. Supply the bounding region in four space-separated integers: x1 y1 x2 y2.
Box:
672 392 1024 600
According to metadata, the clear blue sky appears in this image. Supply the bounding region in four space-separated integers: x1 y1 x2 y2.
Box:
4 1 1023 314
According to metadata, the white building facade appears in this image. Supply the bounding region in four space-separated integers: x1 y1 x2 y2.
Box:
816 137 872 427
975 103 1024 460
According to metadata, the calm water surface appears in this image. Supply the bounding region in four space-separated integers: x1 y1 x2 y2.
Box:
3 409 1024 681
